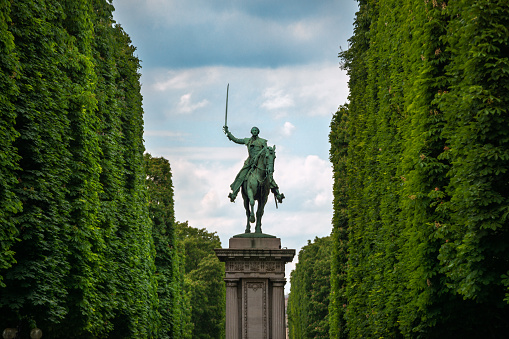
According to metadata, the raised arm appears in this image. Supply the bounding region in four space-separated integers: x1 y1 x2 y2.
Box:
223 126 246 145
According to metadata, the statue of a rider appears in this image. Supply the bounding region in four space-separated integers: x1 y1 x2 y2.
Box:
223 126 285 204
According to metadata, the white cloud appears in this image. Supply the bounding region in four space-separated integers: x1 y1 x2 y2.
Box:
177 93 209 114
151 146 246 161
261 88 295 110
201 189 221 214
143 63 348 120
276 153 333 210
281 121 296 137
152 68 221 91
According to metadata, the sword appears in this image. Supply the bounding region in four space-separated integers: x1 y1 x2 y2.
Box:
224 83 229 128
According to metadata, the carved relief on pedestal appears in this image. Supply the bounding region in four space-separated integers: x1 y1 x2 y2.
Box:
226 280 238 288
251 262 261 271
243 280 268 339
247 282 264 291
226 260 284 273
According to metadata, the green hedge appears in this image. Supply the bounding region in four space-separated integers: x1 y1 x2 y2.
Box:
0 1 161 337
145 154 188 339
330 0 509 337
0 0 21 289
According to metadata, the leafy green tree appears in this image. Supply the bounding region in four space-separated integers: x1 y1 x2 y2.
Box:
186 254 226 339
177 221 222 273
288 236 331 339
177 221 225 339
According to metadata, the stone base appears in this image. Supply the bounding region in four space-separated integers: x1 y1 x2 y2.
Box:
215 237 295 339
229 237 281 249
232 232 276 238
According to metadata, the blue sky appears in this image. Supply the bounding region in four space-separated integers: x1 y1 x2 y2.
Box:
112 0 358 291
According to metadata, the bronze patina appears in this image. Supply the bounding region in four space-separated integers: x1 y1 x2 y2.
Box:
223 126 284 235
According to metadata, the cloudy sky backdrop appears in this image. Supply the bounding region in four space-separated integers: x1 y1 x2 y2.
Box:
113 0 358 291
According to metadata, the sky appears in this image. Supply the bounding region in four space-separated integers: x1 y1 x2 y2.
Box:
112 0 358 293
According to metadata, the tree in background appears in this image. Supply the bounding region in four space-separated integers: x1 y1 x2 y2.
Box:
288 236 331 339
329 0 509 337
177 221 225 339
145 153 189 339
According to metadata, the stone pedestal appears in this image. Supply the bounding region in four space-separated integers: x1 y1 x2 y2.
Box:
215 236 295 339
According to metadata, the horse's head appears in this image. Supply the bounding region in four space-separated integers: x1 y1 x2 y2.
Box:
267 145 276 156
266 145 276 173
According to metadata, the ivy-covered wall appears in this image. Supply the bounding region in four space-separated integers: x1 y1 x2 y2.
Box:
0 1 160 337
330 0 509 337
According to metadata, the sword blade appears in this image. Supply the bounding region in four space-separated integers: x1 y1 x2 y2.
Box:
225 83 229 126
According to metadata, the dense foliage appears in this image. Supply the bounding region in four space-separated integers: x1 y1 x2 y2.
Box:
0 1 159 337
145 158 226 339
144 154 190 339
329 0 509 337
288 236 331 339
177 221 226 339
328 105 349 339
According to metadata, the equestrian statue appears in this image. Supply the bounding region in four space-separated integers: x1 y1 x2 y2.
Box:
222 85 284 234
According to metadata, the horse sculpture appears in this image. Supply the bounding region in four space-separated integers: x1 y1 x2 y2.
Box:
241 145 277 233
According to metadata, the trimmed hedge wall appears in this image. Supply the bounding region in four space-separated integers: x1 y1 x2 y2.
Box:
0 1 160 337
330 0 509 337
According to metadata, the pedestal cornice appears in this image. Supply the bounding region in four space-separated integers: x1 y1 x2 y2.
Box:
214 248 296 263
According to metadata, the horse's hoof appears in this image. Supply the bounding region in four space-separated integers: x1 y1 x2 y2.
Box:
249 214 255 223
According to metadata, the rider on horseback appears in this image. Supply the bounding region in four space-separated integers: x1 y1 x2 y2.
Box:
223 126 285 204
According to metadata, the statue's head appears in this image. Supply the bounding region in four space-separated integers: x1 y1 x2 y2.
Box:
251 127 260 136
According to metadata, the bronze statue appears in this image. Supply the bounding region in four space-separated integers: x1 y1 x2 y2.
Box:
222 84 284 234
223 126 284 233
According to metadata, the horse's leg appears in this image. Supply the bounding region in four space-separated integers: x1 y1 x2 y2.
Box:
255 201 263 233
247 182 255 224
242 186 251 233
255 191 268 233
